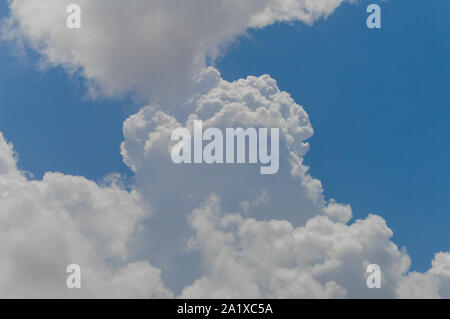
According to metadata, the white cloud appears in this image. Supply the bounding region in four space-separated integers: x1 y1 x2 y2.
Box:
181 194 410 298
397 253 450 298
0 133 172 298
120 69 335 290
0 132 20 177
120 69 450 298
121 69 346 228
249 0 355 27
1 0 449 299
2 0 352 103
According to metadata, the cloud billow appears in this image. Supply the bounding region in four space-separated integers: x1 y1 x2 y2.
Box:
2 0 353 103
0 0 449 298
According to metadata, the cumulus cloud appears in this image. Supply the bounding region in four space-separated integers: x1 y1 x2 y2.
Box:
120 69 450 298
121 69 350 228
397 253 450 298
1 0 449 299
0 133 172 298
120 70 338 290
181 194 410 298
2 0 352 103
116 68 417 298
0 132 20 177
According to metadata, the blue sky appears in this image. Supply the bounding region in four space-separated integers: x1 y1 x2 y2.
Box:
0 0 133 181
0 0 448 275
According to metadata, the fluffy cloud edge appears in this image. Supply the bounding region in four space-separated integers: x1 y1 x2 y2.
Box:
0 132 173 298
